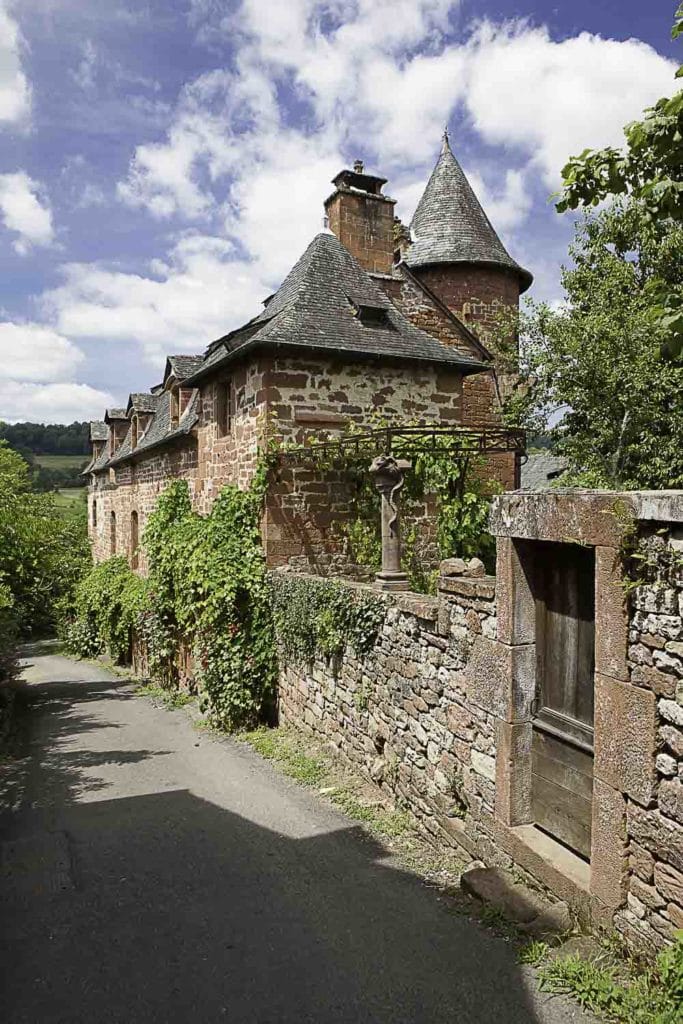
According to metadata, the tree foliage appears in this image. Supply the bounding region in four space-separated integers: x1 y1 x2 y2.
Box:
0 441 90 643
502 204 683 489
557 5 683 356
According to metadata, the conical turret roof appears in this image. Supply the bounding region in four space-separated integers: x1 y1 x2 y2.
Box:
406 132 532 292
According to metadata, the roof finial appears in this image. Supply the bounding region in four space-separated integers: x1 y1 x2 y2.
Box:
441 126 450 154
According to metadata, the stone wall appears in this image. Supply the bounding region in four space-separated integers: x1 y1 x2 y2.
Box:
88 441 199 569
276 568 505 857
276 493 683 952
262 352 462 572
615 524 683 952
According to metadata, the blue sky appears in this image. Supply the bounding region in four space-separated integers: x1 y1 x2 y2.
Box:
0 0 679 423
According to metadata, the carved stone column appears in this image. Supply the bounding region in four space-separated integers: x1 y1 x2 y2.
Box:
369 454 412 591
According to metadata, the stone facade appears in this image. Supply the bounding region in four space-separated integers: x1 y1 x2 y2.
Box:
87 141 525 572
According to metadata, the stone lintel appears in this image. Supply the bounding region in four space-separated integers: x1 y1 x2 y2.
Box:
594 546 629 682
489 491 630 547
589 778 628 909
494 720 533 826
594 674 656 805
437 575 496 601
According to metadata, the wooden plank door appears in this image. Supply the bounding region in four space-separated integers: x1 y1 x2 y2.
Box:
531 542 595 859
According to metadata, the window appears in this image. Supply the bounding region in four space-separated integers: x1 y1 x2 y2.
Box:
110 512 117 554
131 414 139 448
130 511 139 570
170 388 180 429
216 379 234 438
92 500 97 529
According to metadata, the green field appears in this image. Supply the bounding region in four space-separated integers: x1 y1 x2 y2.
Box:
33 454 89 469
54 488 87 510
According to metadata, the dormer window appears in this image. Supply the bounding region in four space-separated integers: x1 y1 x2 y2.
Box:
347 297 392 329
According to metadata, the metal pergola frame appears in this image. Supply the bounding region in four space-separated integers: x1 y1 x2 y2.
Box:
275 423 525 466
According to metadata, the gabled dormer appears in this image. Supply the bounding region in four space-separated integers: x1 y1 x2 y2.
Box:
104 408 129 458
163 355 203 429
126 393 159 449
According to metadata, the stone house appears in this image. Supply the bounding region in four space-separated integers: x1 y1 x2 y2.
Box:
86 133 531 569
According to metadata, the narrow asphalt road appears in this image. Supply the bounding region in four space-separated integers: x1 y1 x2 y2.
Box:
0 650 590 1024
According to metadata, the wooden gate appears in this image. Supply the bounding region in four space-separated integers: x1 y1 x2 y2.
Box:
531 542 595 859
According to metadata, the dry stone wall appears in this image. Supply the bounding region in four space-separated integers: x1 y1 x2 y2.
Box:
615 526 683 952
277 569 509 860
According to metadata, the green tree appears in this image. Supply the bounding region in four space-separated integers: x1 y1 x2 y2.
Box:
557 4 683 355
504 204 683 489
0 440 90 647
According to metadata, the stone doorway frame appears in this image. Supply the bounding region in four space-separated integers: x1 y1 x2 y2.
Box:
489 491 657 921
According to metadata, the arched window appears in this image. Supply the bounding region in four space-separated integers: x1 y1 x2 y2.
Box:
110 511 117 554
130 510 139 570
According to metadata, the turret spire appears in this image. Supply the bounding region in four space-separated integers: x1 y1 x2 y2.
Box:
405 134 532 291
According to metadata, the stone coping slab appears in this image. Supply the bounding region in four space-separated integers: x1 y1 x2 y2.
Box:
490 489 683 547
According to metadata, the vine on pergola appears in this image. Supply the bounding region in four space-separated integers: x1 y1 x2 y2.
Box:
269 423 524 589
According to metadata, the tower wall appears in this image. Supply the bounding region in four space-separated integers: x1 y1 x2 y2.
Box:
413 263 520 345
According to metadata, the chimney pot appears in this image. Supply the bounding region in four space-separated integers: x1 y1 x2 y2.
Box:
353 159 364 173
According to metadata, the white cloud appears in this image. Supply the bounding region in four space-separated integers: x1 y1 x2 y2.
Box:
0 172 54 253
0 322 84 382
17 1 677 428
463 22 677 186
0 1 30 126
0 381 116 424
70 39 97 92
42 234 275 366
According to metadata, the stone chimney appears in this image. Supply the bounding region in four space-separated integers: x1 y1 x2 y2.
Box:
324 161 396 275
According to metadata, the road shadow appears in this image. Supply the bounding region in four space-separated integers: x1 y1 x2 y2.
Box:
0 669 562 1024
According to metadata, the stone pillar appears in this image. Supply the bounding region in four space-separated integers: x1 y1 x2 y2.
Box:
369 454 411 592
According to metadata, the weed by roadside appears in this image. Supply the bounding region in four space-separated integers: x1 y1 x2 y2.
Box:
135 683 195 710
517 931 683 1024
240 726 434 850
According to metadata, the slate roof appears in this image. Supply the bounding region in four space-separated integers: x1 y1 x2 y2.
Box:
405 133 533 292
520 453 569 490
104 407 127 423
187 231 488 383
166 354 204 382
126 392 160 415
108 390 199 468
89 421 108 441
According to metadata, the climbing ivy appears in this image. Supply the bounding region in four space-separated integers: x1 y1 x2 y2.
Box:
268 573 386 665
321 433 499 589
64 556 149 663
64 465 277 731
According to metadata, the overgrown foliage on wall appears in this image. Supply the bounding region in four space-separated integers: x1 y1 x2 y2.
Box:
65 472 277 731
296 433 500 588
268 573 386 665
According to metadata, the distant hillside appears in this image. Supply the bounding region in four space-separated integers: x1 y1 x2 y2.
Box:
0 421 90 456
0 421 90 491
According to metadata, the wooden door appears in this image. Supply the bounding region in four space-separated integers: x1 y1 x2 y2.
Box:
531 542 595 859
